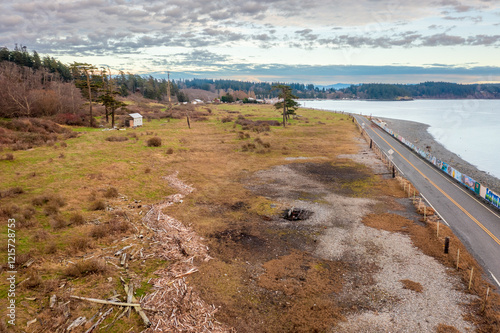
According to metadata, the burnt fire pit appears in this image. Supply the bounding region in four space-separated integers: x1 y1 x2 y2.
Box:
282 207 313 221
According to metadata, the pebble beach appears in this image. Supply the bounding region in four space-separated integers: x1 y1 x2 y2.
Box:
379 117 500 194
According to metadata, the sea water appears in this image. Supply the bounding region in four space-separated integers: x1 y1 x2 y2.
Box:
303 99 500 179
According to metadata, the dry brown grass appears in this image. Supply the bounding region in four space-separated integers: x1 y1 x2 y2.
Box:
436 323 461 333
400 279 423 293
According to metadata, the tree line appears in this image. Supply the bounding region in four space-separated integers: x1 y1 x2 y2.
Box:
335 82 500 100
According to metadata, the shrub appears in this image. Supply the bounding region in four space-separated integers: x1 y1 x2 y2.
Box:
45 242 58 254
64 259 107 278
241 143 257 152
32 230 50 242
104 187 119 198
69 213 85 225
0 186 23 198
44 203 60 216
89 200 106 211
3 153 14 160
89 224 108 239
50 216 68 230
32 194 66 207
105 136 129 142
22 207 36 219
90 219 130 239
147 137 162 147
23 270 42 290
32 195 49 206
68 235 93 252
166 148 174 154
16 214 38 229
60 142 67 148
15 253 33 268
0 204 20 217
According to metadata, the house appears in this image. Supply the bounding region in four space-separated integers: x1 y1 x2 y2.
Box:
127 113 143 127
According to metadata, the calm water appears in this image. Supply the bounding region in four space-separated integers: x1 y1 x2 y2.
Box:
303 99 500 179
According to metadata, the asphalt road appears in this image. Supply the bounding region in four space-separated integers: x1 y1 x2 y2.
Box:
353 114 500 287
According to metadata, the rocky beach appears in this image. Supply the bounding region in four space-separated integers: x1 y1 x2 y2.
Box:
379 117 500 195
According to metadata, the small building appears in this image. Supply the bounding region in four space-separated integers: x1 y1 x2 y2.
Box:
127 113 143 127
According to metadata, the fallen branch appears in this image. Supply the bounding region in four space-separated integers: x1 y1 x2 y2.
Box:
166 268 199 285
70 295 140 307
121 278 151 328
85 308 113 333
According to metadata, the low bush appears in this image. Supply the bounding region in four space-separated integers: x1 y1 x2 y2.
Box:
0 186 23 198
0 204 20 217
50 216 68 229
104 187 119 198
32 230 50 242
45 242 58 254
2 153 14 160
89 200 106 211
68 235 93 252
23 270 42 290
105 136 129 142
241 143 257 152
90 218 130 239
44 203 60 216
69 213 85 226
64 259 107 278
147 136 162 147
32 194 66 207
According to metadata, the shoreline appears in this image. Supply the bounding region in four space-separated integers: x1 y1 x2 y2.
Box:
379 117 500 195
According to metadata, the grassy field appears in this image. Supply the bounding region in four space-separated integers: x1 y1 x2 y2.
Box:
0 103 498 332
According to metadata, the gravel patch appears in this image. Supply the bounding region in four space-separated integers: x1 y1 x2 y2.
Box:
380 117 500 194
338 137 389 176
247 149 476 332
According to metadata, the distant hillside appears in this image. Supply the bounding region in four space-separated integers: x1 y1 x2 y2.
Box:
316 83 352 90
337 82 500 100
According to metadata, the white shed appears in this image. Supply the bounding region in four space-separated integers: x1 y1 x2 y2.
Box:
128 113 143 127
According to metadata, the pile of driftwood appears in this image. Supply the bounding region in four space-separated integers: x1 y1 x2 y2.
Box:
63 172 232 332
138 173 232 332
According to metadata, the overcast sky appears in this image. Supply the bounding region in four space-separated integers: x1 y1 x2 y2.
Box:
2 0 500 84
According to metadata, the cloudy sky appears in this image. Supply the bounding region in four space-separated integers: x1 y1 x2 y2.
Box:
2 0 500 84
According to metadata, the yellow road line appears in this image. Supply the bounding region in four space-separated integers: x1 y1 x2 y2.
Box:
366 121 500 246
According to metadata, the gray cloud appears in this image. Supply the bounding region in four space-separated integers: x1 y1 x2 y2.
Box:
150 63 500 84
1 0 499 81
